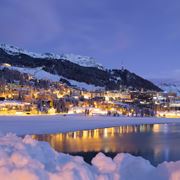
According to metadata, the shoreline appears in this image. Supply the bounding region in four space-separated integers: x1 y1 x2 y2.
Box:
0 114 180 135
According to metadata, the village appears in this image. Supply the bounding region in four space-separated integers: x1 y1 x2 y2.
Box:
0 76 180 118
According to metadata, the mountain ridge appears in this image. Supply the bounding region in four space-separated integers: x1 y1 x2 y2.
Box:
151 78 180 95
0 44 161 91
0 44 104 69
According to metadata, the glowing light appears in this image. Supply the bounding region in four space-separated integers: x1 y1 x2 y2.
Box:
104 128 108 138
153 124 161 133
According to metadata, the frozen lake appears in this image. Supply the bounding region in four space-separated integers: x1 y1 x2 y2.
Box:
32 123 180 166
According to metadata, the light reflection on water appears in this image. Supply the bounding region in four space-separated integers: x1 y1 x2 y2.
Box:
32 123 180 166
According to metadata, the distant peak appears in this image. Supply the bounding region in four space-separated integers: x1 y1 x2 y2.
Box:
0 43 104 69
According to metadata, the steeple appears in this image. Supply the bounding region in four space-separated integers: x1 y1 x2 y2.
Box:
121 60 124 71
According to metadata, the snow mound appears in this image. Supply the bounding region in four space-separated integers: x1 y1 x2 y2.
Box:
1 134 180 180
0 44 103 69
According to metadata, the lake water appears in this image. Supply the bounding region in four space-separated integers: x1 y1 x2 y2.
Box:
32 123 180 166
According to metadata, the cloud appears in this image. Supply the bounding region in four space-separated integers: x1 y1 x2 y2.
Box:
0 0 180 78
0 0 132 51
0 0 63 46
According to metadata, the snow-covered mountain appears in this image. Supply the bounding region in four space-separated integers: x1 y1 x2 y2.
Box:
0 65 104 91
0 43 161 91
0 44 103 69
152 78 180 95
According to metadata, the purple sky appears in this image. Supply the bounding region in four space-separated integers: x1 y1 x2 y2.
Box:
0 0 180 79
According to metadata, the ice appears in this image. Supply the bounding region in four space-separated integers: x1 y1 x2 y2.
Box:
0 114 180 136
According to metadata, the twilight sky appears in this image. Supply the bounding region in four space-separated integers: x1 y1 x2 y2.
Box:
0 0 180 79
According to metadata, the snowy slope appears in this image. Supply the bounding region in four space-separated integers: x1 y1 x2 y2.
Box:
9 66 60 82
1 65 103 91
60 53 103 69
159 83 180 95
0 44 161 91
66 79 104 91
152 79 180 95
0 44 103 69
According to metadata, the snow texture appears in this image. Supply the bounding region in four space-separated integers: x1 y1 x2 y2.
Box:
0 134 180 180
152 78 180 95
8 66 60 82
0 115 180 136
1 65 103 91
0 44 103 69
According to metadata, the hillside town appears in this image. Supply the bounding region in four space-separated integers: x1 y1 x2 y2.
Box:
0 63 180 118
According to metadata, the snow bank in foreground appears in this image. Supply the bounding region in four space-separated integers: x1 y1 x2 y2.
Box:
0 134 180 180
